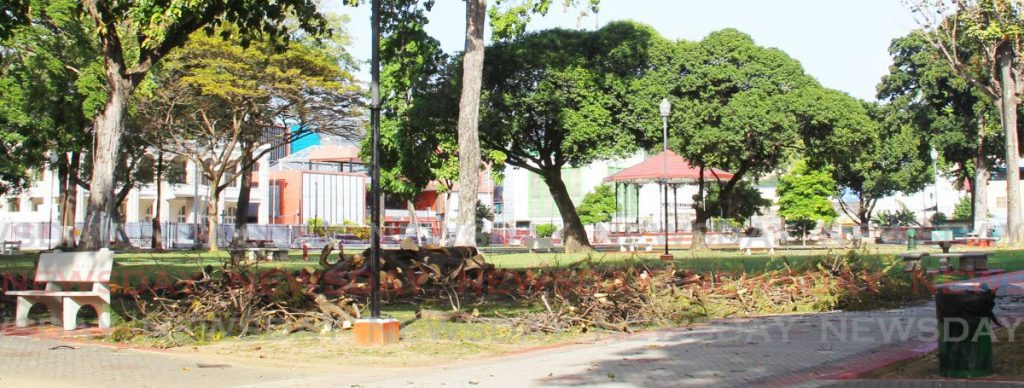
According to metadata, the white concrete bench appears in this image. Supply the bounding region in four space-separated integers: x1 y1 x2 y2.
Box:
7 249 113 330
618 236 654 252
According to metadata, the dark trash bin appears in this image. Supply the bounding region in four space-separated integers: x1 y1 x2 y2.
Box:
935 283 997 378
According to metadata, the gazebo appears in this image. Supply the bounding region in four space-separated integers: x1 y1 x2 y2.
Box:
604 150 733 234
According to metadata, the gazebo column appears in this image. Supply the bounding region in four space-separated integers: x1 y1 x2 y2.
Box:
635 183 640 233
673 184 679 233
614 182 620 233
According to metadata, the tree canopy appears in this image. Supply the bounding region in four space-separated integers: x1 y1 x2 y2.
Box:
777 161 837 239
670 29 871 247
477 21 674 252
576 185 616 226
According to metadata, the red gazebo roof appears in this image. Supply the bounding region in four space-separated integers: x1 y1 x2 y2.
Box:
604 150 734 184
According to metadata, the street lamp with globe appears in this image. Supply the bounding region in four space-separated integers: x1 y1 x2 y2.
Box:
930 147 939 221
659 98 672 260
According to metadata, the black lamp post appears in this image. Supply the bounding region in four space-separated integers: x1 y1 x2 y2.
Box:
48 153 58 250
352 0 397 346
660 98 673 260
369 0 382 319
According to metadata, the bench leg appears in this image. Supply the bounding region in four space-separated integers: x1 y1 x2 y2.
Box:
43 300 63 326
92 302 111 329
62 298 82 331
15 297 31 327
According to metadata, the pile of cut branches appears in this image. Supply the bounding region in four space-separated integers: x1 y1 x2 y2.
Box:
116 264 361 345
455 253 917 334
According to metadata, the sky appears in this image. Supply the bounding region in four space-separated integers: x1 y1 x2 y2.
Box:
323 0 920 101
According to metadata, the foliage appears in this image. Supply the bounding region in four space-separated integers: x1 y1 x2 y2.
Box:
475 203 495 230
873 205 920 227
777 161 837 236
76 0 330 248
831 99 933 228
361 0 456 201
0 0 30 41
476 22 674 250
704 180 771 223
138 20 361 250
576 185 617 226
876 29 1000 202
489 0 601 41
671 29 871 244
307 218 326 237
535 224 556 238
954 196 973 221
0 0 99 194
931 212 948 224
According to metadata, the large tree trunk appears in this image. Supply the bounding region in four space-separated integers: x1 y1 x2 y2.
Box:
453 0 486 247
690 168 709 250
542 168 591 253
408 200 422 244
58 152 80 249
206 177 222 252
440 190 451 244
998 44 1023 245
80 77 134 250
112 205 131 248
80 76 134 248
858 195 871 236
232 149 254 248
974 115 990 237
691 209 710 251
152 150 164 251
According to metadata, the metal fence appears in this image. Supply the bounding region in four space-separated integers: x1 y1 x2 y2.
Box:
0 222 334 250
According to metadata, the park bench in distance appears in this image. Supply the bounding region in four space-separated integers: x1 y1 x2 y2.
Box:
7 249 113 330
2 240 21 255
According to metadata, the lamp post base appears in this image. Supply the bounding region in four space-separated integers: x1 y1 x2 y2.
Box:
353 318 400 346
660 254 674 261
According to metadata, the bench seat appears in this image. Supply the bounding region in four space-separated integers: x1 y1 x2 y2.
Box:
7 290 109 297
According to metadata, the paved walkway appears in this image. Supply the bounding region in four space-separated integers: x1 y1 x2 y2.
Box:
2 271 1023 387
263 307 940 387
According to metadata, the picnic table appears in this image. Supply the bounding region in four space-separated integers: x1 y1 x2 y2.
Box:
899 251 1004 294
229 246 290 263
898 252 930 272
931 252 994 273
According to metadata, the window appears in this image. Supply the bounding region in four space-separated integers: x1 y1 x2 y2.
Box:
30 197 43 212
7 198 20 212
177 206 187 223
223 206 237 224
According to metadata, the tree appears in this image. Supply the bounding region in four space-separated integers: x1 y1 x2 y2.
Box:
351 0 600 247
75 0 328 250
364 0 458 243
141 23 361 251
452 0 487 247
954 195 974 220
909 0 1024 243
476 22 673 252
878 29 1002 235
830 101 933 234
576 185 616 227
777 161 838 245
672 29 870 249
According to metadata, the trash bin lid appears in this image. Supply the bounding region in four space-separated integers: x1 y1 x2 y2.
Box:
939 282 992 293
